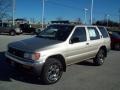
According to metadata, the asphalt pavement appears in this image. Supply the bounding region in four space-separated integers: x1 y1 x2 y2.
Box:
0 35 120 90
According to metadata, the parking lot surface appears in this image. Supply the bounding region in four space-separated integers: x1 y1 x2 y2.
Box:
0 35 120 90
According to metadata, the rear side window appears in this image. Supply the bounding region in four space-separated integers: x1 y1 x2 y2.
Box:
87 27 100 40
98 27 109 38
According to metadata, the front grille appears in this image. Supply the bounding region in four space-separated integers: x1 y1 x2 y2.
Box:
8 47 24 58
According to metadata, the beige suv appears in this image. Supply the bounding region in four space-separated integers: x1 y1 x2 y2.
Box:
5 24 110 84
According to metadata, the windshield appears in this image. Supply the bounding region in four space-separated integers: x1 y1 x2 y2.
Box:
37 25 74 41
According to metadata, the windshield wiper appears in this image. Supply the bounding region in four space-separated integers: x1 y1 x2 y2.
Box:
36 35 55 40
36 35 44 38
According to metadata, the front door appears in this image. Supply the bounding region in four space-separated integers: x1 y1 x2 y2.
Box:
66 27 90 65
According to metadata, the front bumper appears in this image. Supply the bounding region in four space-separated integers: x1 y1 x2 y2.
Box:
5 52 45 75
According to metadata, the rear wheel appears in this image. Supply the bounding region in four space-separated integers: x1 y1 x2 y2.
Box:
41 58 63 84
93 49 106 66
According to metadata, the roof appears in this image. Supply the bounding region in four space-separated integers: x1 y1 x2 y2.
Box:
51 20 70 24
50 24 98 27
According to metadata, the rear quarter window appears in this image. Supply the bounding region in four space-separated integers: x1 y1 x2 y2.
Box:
98 27 109 38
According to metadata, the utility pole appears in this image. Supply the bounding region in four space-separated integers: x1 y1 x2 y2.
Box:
118 8 120 27
90 0 93 25
12 0 15 26
84 8 88 24
42 0 45 30
107 14 110 27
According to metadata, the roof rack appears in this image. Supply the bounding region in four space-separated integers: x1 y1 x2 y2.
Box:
51 20 70 24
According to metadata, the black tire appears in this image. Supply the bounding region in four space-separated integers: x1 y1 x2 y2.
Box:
9 31 16 36
41 58 63 84
93 49 106 66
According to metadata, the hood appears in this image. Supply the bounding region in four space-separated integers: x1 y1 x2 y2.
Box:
8 37 62 52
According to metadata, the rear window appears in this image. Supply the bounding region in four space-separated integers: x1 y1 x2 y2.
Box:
98 27 109 38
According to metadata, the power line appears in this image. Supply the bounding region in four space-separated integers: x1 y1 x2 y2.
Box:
46 1 82 11
59 0 79 4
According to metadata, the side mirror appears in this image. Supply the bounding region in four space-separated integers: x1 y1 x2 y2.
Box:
70 37 80 44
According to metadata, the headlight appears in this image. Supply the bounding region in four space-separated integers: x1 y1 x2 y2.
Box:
24 53 40 60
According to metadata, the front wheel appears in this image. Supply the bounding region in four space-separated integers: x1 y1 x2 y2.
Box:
41 58 63 84
93 49 106 66
9 31 16 36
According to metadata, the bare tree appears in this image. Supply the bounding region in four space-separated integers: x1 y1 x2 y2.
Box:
75 18 82 24
0 0 12 19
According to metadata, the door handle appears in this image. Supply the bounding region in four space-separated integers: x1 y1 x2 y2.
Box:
86 43 89 45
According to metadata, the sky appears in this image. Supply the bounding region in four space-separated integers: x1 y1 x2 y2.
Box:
15 0 120 24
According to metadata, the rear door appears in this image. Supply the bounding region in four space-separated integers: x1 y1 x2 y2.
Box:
1 23 11 33
86 27 102 57
4 24 12 33
0 23 4 33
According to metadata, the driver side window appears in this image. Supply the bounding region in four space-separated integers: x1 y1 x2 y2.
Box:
71 27 87 43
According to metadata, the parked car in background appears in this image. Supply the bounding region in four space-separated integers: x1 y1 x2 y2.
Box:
113 31 120 35
0 23 22 36
5 24 110 84
109 31 120 50
19 23 36 34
